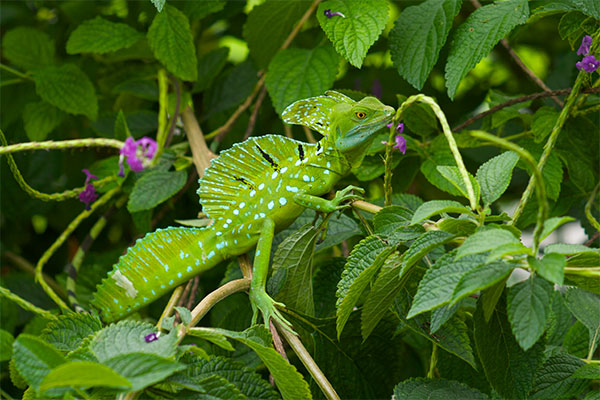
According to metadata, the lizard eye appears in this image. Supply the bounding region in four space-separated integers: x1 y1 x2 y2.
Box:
355 112 367 119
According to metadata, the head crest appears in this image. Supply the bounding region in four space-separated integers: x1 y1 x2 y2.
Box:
282 91 356 135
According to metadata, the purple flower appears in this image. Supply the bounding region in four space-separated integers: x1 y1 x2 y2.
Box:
577 35 593 56
324 9 345 18
79 169 98 210
386 122 404 134
393 135 407 154
576 54 600 73
118 137 158 176
144 332 159 343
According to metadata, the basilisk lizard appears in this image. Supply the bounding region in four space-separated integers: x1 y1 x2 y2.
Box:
92 91 394 328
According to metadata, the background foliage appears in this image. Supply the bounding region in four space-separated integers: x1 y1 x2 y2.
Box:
1 0 599 399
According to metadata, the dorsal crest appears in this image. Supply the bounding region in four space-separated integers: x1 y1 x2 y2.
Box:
282 91 356 136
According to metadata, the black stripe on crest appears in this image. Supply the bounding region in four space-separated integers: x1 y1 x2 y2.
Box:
298 144 305 161
256 145 279 170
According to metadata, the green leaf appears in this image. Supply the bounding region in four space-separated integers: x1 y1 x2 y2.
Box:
401 230 455 273
456 228 519 259
33 64 98 120
89 320 177 362
535 253 566 285
571 0 600 19
147 5 198 81
565 321 591 357
476 151 520 205
530 354 588 399
104 352 185 391
0 329 14 362
507 276 553 351
2 27 55 71
410 200 472 225
40 313 102 353
390 0 462 89
243 1 309 69
392 377 488 400
451 261 514 305
436 166 481 204
265 45 339 115
271 224 319 316
317 0 388 68
430 301 462 334
66 17 143 54
565 288 600 334
518 140 563 201
540 216 576 241
217 327 312 400
12 334 66 391
40 361 131 392
127 170 187 212
420 150 463 196
174 306 192 326
408 252 485 318
151 0 165 12
204 61 258 115
336 236 394 337
193 375 246 399
184 0 226 20
22 102 66 142
573 363 600 379
437 218 477 236
486 242 530 263
187 328 235 352
532 106 559 142
545 243 598 255
444 0 529 99
192 48 230 93
374 206 413 233
474 297 545 399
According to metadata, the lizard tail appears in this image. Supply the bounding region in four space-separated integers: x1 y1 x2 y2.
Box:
91 226 224 322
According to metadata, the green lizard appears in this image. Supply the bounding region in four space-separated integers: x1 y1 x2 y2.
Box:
91 91 394 328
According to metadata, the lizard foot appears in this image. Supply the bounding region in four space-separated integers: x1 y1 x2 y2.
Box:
249 289 296 334
332 185 365 210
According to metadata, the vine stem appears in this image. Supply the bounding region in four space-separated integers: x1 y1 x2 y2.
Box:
585 181 600 233
388 95 477 210
352 200 382 214
3 251 67 300
0 63 33 81
427 344 438 379
35 187 121 311
0 137 124 155
512 29 600 223
155 69 169 161
470 131 547 253
0 286 57 320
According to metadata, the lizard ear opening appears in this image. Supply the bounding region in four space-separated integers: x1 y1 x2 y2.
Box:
282 91 356 136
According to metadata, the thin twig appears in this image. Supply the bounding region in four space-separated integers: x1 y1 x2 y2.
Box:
165 74 181 148
186 276 201 310
302 126 317 144
452 88 600 132
181 107 216 177
3 251 67 300
244 86 268 140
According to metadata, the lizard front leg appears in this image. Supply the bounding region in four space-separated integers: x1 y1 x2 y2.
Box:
249 217 294 331
293 185 365 213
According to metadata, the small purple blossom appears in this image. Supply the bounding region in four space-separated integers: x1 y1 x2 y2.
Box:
386 122 404 134
577 35 593 56
576 54 600 73
324 9 345 18
393 135 407 154
144 332 159 343
118 137 158 176
79 169 98 210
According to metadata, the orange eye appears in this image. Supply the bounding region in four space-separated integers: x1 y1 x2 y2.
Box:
356 112 366 119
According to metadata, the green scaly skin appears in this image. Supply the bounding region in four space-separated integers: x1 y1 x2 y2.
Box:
92 91 394 329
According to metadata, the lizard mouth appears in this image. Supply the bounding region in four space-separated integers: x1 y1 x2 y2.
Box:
336 106 395 151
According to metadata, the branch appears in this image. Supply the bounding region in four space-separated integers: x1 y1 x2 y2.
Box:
181 106 216 177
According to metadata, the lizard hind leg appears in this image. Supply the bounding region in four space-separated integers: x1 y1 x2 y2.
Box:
248 218 294 332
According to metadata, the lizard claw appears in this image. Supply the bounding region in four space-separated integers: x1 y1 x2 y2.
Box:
250 289 296 334
332 185 365 210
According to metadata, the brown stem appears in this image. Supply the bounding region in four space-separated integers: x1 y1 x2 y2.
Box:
186 275 201 310
244 86 268 140
302 126 317 144
181 107 216 177
452 88 600 132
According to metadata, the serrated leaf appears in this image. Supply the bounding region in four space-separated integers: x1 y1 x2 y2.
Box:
374 206 413 233
244 1 309 69
534 253 566 285
127 169 187 212
532 106 560 142
390 0 462 89
89 320 177 362
456 228 519 259
12 334 66 391
445 0 529 99
530 354 588 399
486 242 530 263
336 236 393 337
540 216 576 241
573 363 600 379
147 5 197 81
558 11 587 40
195 375 246 399
410 200 471 225
66 17 143 54
545 243 598 255
22 101 66 141
571 0 600 19
33 64 98 120
437 218 478 236
174 306 192 326
401 230 455 273
104 352 185 391
265 45 339 115
392 377 488 400
187 328 235 352
430 301 461 334
0 329 14 362
271 224 319 316
420 150 463 196
2 27 55 71
40 313 102 353
451 261 514 304
216 327 312 400
474 297 545 399
437 165 481 204
40 361 131 392
408 251 485 318
192 48 230 93
317 0 388 68
565 288 600 334
476 151 520 205
507 276 553 351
